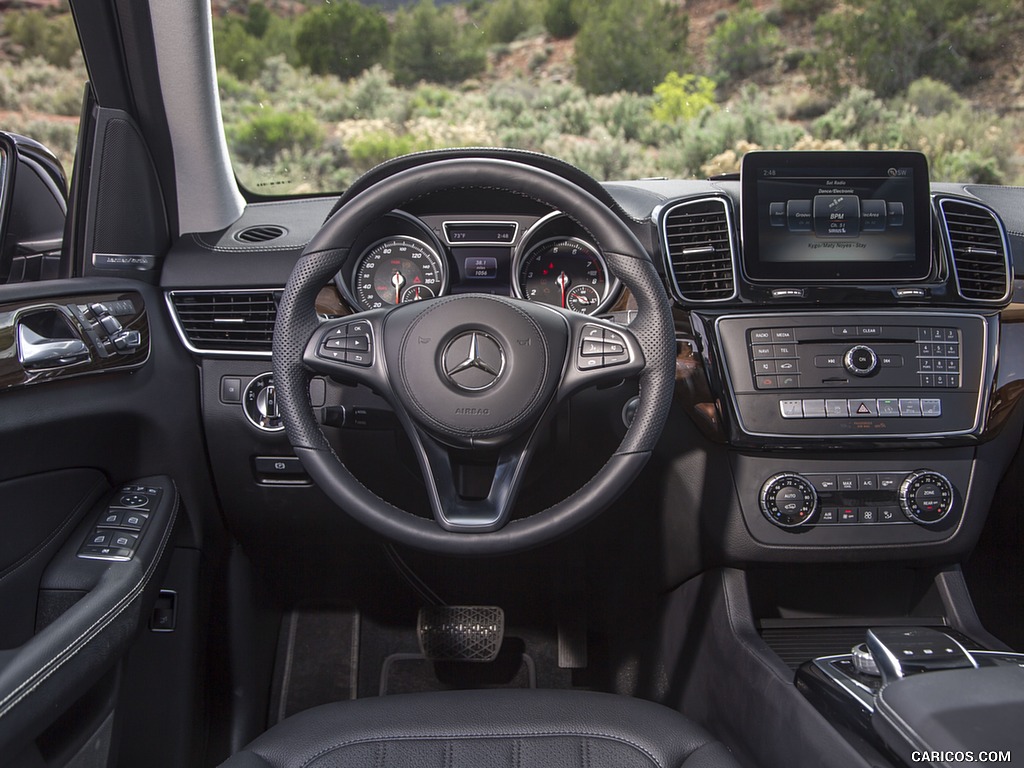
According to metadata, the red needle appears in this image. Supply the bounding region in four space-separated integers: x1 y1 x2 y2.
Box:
557 271 569 308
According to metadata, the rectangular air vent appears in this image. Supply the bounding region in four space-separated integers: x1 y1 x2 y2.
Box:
939 199 1011 303
168 291 279 355
661 197 737 302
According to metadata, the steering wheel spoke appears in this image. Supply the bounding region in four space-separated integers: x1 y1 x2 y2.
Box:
408 424 543 532
555 311 645 401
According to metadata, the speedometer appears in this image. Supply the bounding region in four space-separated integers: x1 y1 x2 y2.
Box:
352 236 446 310
516 237 609 314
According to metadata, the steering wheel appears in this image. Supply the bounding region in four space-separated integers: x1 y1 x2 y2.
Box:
273 158 675 555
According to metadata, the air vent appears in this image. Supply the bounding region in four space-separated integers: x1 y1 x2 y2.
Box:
661 197 737 302
940 199 1011 303
234 225 287 243
169 291 279 354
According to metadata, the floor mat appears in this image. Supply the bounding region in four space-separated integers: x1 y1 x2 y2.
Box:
269 607 359 722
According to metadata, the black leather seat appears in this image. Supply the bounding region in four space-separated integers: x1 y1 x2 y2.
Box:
221 689 741 768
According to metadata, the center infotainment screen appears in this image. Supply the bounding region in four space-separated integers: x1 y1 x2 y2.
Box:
740 151 931 282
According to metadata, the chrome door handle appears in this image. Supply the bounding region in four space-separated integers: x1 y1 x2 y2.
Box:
17 323 90 367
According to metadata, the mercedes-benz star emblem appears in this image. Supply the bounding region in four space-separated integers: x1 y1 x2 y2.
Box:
442 332 506 391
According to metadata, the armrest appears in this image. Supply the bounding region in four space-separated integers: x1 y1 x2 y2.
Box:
873 666 1024 767
0 476 179 756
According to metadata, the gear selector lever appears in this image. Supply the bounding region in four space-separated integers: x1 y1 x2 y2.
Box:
865 627 977 682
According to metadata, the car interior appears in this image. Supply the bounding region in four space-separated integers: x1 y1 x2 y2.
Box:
1 2 1023 767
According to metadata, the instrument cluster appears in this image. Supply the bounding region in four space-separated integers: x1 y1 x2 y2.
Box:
335 210 621 316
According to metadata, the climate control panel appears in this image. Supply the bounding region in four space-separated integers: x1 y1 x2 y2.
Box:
759 469 955 530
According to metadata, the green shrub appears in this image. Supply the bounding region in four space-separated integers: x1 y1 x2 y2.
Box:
3 10 81 68
779 0 833 18
652 72 716 123
707 2 781 83
391 0 487 86
574 0 689 95
245 3 271 39
814 0 1013 97
346 132 422 173
486 0 541 44
295 2 390 80
812 86 899 144
227 109 322 165
905 77 965 117
543 0 579 39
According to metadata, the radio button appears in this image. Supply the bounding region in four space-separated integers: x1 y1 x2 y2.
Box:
751 329 773 343
802 399 826 418
825 399 849 417
899 398 923 417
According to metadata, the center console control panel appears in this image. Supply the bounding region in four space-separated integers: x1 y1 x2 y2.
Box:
713 312 989 440
760 469 954 529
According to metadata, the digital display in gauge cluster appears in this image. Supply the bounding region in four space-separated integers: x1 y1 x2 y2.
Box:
340 212 620 315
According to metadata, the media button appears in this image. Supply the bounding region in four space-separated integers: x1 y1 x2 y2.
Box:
771 328 795 342
814 355 841 368
880 354 903 368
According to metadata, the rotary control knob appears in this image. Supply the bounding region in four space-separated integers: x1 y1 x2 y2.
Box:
899 470 954 525
843 345 878 376
760 473 818 528
243 372 285 432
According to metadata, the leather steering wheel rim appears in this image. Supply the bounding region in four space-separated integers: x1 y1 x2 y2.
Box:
273 157 675 555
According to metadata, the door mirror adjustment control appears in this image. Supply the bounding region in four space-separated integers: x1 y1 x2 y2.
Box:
78 483 162 561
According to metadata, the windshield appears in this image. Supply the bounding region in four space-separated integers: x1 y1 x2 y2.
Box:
211 0 1024 196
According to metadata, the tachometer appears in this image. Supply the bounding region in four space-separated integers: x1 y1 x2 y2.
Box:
352 236 446 310
517 237 608 314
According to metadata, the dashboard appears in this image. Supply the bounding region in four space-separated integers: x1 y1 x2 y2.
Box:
161 148 1024 568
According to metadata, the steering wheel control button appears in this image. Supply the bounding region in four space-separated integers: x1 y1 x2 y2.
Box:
318 321 375 367
844 345 879 376
575 324 632 370
760 473 817 528
899 470 954 525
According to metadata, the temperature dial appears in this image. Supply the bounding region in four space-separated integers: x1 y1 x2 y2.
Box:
760 473 818 528
899 470 954 525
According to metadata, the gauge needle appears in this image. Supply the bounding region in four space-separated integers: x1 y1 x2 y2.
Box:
392 271 406 303
556 272 570 308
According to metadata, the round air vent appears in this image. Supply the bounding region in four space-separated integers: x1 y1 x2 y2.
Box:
234 225 287 243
